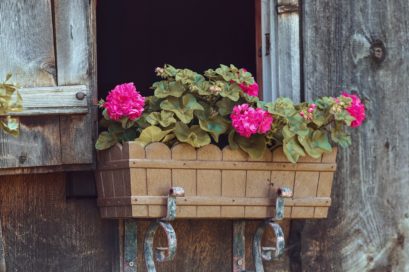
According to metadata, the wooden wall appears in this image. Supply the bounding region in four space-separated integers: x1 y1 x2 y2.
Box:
298 0 409 271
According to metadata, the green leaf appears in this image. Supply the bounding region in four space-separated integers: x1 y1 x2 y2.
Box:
162 133 176 143
160 94 204 123
311 130 333 152
153 81 185 98
136 126 173 146
5 73 12 81
266 97 297 117
236 134 267 159
283 137 306 163
174 122 211 148
282 125 295 139
95 131 117 150
199 116 230 142
0 117 19 137
228 129 239 150
312 109 328 127
331 124 352 148
119 128 138 142
334 109 355 126
220 83 241 101
287 114 309 137
216 98 235 116
145 111 177 127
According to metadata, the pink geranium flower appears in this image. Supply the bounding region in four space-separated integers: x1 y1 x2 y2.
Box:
239 82 259 97
230 104 273 138
342 93 366 127
103 83 145 121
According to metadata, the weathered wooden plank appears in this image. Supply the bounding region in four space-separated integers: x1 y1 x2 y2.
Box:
0 116 61 168
54 0 97 165
300 0 409 271
0 0 56 86
0 174 117 271
3 85 88 116
0 0 62 170
277 0 300 102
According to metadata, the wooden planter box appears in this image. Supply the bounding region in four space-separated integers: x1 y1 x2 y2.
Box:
96 142 337 219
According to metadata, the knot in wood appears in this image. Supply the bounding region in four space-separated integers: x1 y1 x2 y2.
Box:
370 40 386 63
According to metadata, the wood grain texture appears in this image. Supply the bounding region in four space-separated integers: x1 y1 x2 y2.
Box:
0 174 117 272
54 0 97 165
5 85 89 115
276 0 300 102
0 0 62 170
0 0 56 87
300 0 409 271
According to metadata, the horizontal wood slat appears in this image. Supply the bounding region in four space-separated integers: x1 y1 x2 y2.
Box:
98 196 332 207
5 85 89 116
99 160 337 172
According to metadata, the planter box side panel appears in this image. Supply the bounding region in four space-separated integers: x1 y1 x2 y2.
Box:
97 143 337 219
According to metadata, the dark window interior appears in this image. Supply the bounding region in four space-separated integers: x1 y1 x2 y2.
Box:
97 0 256 97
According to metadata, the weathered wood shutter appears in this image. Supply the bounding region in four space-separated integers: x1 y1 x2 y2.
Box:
259 0 300 102
0 0 96 174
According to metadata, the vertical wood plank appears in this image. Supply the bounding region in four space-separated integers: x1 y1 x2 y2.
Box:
245 170 272 218
291 172 319 218
301 0 409 269
197 145 222 218
0 0 61 169
221 147 246 218
276 0 300 101
123 142 148 217
0 174 117 271
145 143 171 217
171 144 197 218
54 0 97 165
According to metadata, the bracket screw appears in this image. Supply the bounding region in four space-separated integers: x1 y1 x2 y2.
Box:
128 261 134 267
237 259 243 266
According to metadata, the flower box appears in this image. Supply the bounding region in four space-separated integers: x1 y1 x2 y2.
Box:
96 142 337 219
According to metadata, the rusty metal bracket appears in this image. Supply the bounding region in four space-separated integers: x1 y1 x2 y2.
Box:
124 220 137 272
162 187 184 221
232 221 246 272
144 221 177 271
143 187 184 272
252 187 293 272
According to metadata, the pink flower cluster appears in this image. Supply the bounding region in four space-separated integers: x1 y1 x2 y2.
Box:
231 104 273 138
103 83 145 121
300 103 317 120
239 82 259 97
342 93 366 127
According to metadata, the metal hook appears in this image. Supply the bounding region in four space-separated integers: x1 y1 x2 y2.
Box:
144 221 177 271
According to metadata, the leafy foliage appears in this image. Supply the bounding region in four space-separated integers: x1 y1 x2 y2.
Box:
0 74 22 136
96 64 365 163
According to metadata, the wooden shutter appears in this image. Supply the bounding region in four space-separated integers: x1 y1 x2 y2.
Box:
257 0 301 102
0 0 97 175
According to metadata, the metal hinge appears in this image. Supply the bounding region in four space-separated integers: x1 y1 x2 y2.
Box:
265 33 271 56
